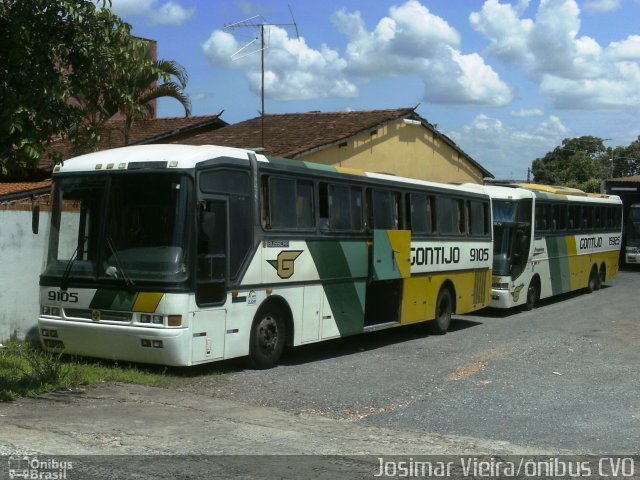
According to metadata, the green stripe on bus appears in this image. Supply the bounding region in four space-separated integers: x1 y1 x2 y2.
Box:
307 240 366 335
545 237 570 294
89 290 137 311
323 281 366 336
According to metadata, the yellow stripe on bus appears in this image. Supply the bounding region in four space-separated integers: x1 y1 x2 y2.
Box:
132 292 164 313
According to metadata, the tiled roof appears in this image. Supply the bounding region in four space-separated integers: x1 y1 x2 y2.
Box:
176 108 416 158
40 114 227 170
0 180 51 200
173 107 492 178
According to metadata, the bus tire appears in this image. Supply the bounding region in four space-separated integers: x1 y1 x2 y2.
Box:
597 265 606 290
523 280 538 311
248 304 286 369
431 287 453 335
587 267 598 293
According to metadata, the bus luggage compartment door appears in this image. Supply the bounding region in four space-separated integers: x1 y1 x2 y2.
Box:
191 309 226 363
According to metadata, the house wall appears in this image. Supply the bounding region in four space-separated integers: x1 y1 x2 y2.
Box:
300 119 484 184
0 207 48 342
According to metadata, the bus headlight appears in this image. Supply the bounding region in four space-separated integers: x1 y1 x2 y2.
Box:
492 282 510 290
41 306 61 317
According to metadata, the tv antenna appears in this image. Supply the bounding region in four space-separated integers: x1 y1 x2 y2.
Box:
225 5 300 148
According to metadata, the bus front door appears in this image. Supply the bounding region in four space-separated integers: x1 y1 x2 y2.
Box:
193 198 228 363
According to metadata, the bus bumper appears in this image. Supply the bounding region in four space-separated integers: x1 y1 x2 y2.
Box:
625 248 640 264
490 289 516 309
38 317 193 367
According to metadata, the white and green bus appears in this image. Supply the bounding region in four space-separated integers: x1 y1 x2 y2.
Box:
485 183 622 310
39 144 492 368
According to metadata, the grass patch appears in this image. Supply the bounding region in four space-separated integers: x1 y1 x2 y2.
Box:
0 341 187 401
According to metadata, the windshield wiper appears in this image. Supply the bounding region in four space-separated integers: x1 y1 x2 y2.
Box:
106 237 135 290
60 247 79 291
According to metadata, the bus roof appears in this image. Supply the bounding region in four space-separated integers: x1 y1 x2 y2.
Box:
52 144 489 197
52 144 270 173
484 183 621 204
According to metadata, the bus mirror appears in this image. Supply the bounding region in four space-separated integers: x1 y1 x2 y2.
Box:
32 201 40 235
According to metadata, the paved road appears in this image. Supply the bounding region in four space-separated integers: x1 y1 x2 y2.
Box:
180 269 640 454
1 270 639 477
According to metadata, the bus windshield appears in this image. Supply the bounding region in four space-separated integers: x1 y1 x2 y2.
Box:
492 199 532 278
627 205 640 246
43 173 191 285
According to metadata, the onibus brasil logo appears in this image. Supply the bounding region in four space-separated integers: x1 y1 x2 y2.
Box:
8 455 73 479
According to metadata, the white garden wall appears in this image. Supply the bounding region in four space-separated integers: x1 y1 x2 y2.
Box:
0 209 48 342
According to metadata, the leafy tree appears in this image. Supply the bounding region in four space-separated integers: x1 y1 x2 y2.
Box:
116 42 192 146
0 0 134 178
531 136 609 192
610 137 640 178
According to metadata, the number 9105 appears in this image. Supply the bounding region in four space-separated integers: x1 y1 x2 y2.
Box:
47 291 79 303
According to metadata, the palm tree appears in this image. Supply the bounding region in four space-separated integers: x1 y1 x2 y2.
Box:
119 42 192 145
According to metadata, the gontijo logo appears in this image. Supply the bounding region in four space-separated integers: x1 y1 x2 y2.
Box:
268 250 303 279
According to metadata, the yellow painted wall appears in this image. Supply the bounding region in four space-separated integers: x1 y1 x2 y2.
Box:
299 119 485 184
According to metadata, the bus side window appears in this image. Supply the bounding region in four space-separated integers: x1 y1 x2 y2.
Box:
469 200 488 236
436 196 463 235
552 204 567 231
568 205 580 230
319 183 364 232
263 176 315 230
582 205 593 229
370 189 400 230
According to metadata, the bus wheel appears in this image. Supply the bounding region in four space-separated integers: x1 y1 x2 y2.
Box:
523 280 538 311
597 265 606 290
248 305 286 369
587 267 598 293
431 288 452 334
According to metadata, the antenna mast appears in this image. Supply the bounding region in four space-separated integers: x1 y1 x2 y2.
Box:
225 7 300 149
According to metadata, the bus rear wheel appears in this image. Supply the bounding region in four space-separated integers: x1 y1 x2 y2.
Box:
431 287 453 335
248 305 286 369
587 267 599 293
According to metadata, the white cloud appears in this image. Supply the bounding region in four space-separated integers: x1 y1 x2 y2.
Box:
607 35 640 61
470 0 640 110
583 0 622 13
469 0 534 65
511 108 544 117
107 0 194 25
201 0 512 106
202 26 358 101
448 114 570 178
335 0 512 107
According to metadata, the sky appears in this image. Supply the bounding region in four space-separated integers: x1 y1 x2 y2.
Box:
103 0 640 179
